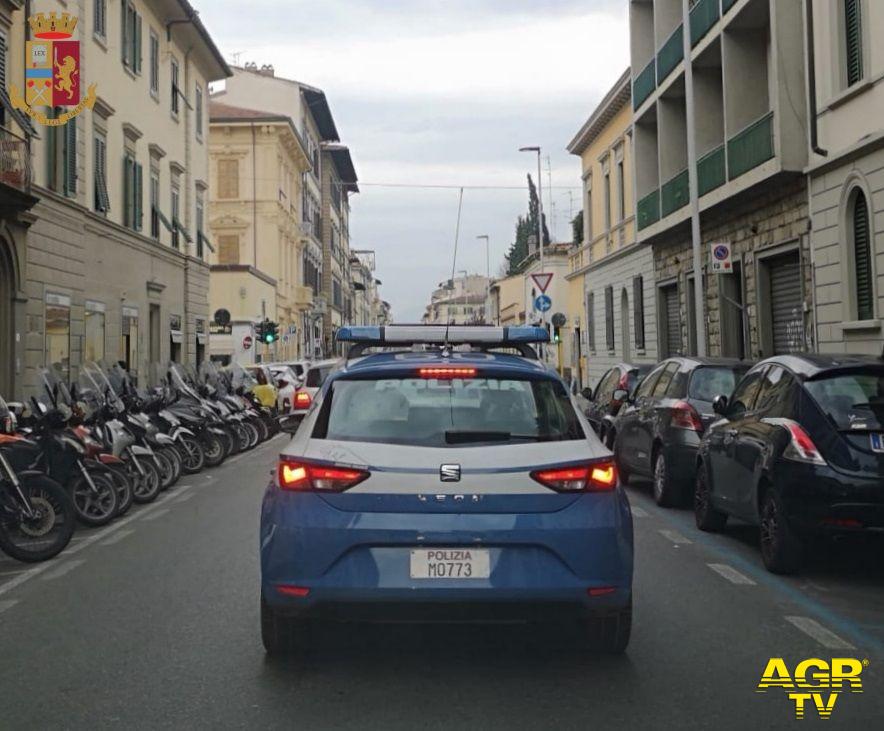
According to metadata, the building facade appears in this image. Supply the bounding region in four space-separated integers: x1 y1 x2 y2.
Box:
806 0 884 355
630 0 811 361
1 0 229 397
567 68 657 390
422 274 489 325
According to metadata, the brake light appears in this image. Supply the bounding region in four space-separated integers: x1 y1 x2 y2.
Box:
772 419 826 465
419 367 478 379
294 391 312 409
530 460 617 492
670 401 703 431
276 584 310 598
277 458 370 492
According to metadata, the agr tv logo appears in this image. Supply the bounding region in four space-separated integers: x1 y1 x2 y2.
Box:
757 657 868 720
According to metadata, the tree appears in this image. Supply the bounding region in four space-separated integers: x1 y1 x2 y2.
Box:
572 210 584 245
504 174 551 275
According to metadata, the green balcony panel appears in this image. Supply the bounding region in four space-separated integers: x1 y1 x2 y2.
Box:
697 144 726 196
690 0 719 46
633 59 656 110
661 170 689 218
722 0 739 13
637 190 660 231
727 112 774 180
657 24 684 84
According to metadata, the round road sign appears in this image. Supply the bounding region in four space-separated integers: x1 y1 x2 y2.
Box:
242 335 253 350
534 294 552 312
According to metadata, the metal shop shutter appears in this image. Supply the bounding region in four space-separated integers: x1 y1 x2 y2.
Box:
662 284 680 357
769 252 802 354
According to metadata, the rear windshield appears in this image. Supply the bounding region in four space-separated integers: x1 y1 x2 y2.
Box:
688 366 748 402
805 370 884 431
315 377 585 447
306 365 333 388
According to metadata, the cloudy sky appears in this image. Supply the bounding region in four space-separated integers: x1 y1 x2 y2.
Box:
200 0 630 321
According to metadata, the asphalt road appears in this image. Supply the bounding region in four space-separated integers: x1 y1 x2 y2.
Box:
1 434 882 730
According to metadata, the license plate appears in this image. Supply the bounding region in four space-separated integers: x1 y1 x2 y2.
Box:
871 433 884 453
409 548 490 579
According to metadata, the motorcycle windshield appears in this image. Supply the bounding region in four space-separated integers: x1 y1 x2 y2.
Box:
39 366 73 409
84 362 126 414
169 363 201 401
199 361 229 396
230 363 258 393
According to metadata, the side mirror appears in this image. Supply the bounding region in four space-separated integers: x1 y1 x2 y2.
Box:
712 394 729 415
581 387 594 401
612 389 629 403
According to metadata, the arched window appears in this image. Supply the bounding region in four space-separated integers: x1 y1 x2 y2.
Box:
852 189 874 321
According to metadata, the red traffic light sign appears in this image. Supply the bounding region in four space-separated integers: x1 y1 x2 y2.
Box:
242 335 253 350
531 272 553 293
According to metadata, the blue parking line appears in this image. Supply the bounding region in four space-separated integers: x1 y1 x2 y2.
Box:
637 494 884 654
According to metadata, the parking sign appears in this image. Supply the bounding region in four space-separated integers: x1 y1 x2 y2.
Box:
710 242 733 273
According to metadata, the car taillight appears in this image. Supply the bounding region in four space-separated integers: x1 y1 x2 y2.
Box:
294 391 312 409
670 401 703 431
419 367 478 379
765 418 826 465
530 460 617 492
277 458 370 492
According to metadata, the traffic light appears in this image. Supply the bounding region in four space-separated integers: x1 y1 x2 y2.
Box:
255 320 266 342
265 320 279 344
553 325 561 344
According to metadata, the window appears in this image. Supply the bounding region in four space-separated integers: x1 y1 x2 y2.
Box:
93 130 109 214
94 1 107 39
171 57 180 115
44 294 71 381
196 192 205 258
121 1 142 74
604 285 614 351
217 159 238 198
805 368 884 431
171 184 180 248
63 119 77 196
603 170 611 230
121 308 138 374
851 190 874 321
585 291 595 351
689 366 750 404
726 368 767 419
633 275 645 350
635 365 664 399
652 363 679 398
149 30 159 96
195 84 204 140
753 366 795 417
150 170 160 238
84 302 106 362
332 278 343 309
844 0 863 86
583 175 592 240
47 112 77 196
218 234 239 264
617 160 625 222
123 152 142 231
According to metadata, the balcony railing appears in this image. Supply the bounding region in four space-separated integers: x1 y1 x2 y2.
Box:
633 58 656 110
637 189 660 231
727 111 774 181
661 169 689 217
697 144 726 196
0 127 32 193
656 24 684 84
690 0 719 46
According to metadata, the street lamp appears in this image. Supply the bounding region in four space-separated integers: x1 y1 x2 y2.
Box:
519 145 545 326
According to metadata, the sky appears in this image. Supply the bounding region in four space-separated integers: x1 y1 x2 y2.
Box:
199 0 630 321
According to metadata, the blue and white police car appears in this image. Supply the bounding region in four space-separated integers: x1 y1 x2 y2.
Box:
260 325 634 654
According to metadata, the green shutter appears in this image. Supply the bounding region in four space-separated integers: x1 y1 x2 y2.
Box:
121 1 128 65
134 13 142 74
134 162 143 230
853 191 874 321
123 155 133 227
64 118 77 196
845 0 863 86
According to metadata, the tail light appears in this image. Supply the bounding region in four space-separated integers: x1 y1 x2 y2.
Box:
419 367 478 379
277 457 370 492
670 401 703 431
764 418 826 465
294 391 312 409
530 460 617 492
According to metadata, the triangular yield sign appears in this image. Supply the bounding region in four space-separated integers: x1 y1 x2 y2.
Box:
531 272 553 293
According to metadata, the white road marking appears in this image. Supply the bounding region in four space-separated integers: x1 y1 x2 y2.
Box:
41 559 85 581
0 568 30 578
99 529 135 546
172 493 194 504
0 599 19 614
141 509 169 522
631 506 649 518
785 616 855 650
707 563 756 586
659 529 692 544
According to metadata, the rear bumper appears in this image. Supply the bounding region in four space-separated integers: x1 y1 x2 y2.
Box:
664 433 702 483
260 488 634 619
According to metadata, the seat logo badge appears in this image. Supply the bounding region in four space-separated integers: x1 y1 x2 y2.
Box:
440 464 461 482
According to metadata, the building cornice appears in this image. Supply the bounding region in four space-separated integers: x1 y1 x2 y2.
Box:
567 68 632 155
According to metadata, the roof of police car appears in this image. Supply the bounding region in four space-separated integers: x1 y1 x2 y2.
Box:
334 350 555 379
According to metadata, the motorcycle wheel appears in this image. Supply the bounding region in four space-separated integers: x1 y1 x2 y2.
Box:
234 423 251 453
155 450 175 491
162 447 183 486
0 475 76 563
179 435 206 474
253 417 270 443
244 421 260 449
131 459 162 504
70 472 119 527
202 433 225 468
108 465 134 517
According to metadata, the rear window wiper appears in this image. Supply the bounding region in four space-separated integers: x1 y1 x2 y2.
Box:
444 430 544 444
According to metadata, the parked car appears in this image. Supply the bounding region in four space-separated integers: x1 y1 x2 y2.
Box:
275 360 310 385
695 354 884 574
289 359 339 421
244 364 280 412
612 357 752 506
583 363 654 447
266 364 301 413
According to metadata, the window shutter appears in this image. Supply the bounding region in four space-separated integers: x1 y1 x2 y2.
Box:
586 292 595 351
134 13 142 74
853 191 873 320
633 275 645 350
605 286 615 351
121 1 128 65
64 119 77 196
845 0 863 86
134 162 143 230
123 155 133 227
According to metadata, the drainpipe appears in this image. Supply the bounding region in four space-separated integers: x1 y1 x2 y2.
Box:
805 0 828 157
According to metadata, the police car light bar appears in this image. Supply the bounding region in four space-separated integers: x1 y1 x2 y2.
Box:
335 325 549 345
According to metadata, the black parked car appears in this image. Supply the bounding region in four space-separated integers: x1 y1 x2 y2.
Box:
695 354 884 574
612 357 752 506
582 363 654 447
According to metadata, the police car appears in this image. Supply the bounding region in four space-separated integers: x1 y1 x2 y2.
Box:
259 325 634 654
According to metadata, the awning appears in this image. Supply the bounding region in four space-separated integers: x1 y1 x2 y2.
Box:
173 218 194 244
198 232 215 253
153 206 174 232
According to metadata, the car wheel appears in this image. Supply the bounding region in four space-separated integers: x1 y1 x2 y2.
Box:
694 464 727 532
260 595 311 656
583 603 631 654
652 451 678 508
615 452 630 486
759 489 804 575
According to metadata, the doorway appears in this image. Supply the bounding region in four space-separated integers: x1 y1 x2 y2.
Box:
719 261 745 359
149 304 161 364
620 288 630 362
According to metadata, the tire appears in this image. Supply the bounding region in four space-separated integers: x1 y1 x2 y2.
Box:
108 465 134 517
582 603 632 654
179 435 206 474
615 447 631 486
759 488 804 575
652 450 678 508
202 433 225 468
694 462 727 532
131 458 162 504
155 450 175 491
233 423 250 453
0 475 76 563
162 447 183 487
69 472 118 527
253 417 270 443
261 595 312 656
245 422 260 449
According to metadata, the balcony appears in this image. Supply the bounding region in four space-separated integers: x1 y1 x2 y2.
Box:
727 111 774 181
656 24 684 84
690 0 719 46
633 59 656 110
697 144 726 196
637 190 660 231
661 169 689 217
0 127 32 194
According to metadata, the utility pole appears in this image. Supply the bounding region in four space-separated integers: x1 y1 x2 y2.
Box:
477 235 491 324
546 155 556 241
